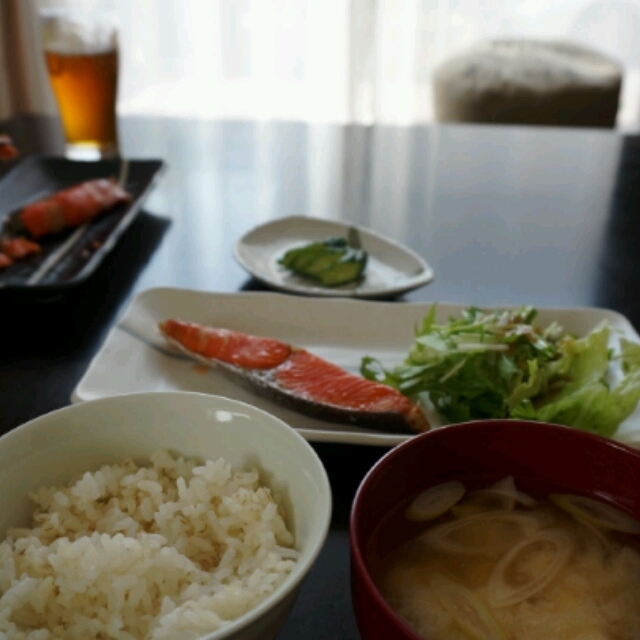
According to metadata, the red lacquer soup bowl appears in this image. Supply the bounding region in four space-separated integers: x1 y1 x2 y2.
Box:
349 420 640 640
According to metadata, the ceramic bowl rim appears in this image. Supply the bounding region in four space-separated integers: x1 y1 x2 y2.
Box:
349 419 640 639
0 390 333 640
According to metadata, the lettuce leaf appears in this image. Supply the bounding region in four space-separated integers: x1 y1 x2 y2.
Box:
361 306 640 438
512 334 640 437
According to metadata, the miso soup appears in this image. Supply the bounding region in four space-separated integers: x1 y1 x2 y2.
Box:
371 477 640 640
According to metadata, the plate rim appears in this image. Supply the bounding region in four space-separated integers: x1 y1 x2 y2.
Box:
71 287 640 449
233 214 435 299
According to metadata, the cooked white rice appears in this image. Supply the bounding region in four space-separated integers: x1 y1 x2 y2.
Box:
0 450 298 639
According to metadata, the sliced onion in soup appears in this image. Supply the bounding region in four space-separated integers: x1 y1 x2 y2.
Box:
423 512 546 557
429 574 506 640
480 476 538 508
451 494 515 518
573 512 612 550
487 529 575 608
405 481 466 522
452 478 537 517
550 494 640 535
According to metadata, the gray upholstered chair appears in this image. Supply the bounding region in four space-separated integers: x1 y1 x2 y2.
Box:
432 39 622 128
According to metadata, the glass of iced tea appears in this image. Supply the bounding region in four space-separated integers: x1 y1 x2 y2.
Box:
40 9 119 160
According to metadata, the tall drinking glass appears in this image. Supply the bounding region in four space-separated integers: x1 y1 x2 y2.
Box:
40 9 119 160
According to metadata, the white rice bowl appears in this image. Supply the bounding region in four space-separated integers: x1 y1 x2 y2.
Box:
0 392 332 640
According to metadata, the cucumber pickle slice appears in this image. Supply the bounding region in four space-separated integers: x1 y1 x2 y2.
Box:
278 236 367 287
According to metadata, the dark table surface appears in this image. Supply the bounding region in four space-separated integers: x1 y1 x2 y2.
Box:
2 114 640 638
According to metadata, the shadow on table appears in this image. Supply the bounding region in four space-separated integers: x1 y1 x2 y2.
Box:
1 211 170 358
239 277 272 292
239 276 409 302
277 442 388 639
0 210 170 432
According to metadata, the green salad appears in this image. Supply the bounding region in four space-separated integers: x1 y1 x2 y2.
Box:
361 305 640 437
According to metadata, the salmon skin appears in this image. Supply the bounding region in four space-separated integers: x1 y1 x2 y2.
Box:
20 178 131 239
159 319 429 434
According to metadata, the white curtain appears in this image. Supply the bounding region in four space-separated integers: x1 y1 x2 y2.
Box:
0 0 56 120
10 0 640 129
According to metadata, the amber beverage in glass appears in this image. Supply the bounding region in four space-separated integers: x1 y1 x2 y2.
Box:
40 10 119 159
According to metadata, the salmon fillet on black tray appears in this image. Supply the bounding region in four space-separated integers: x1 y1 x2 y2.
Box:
0 156 164 293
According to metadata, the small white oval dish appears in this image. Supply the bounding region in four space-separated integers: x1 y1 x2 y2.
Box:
234 216 435 299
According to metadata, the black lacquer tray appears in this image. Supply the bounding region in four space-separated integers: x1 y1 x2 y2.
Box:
0 156 165 293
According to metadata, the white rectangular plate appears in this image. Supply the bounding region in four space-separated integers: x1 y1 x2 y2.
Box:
72 288 640 448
